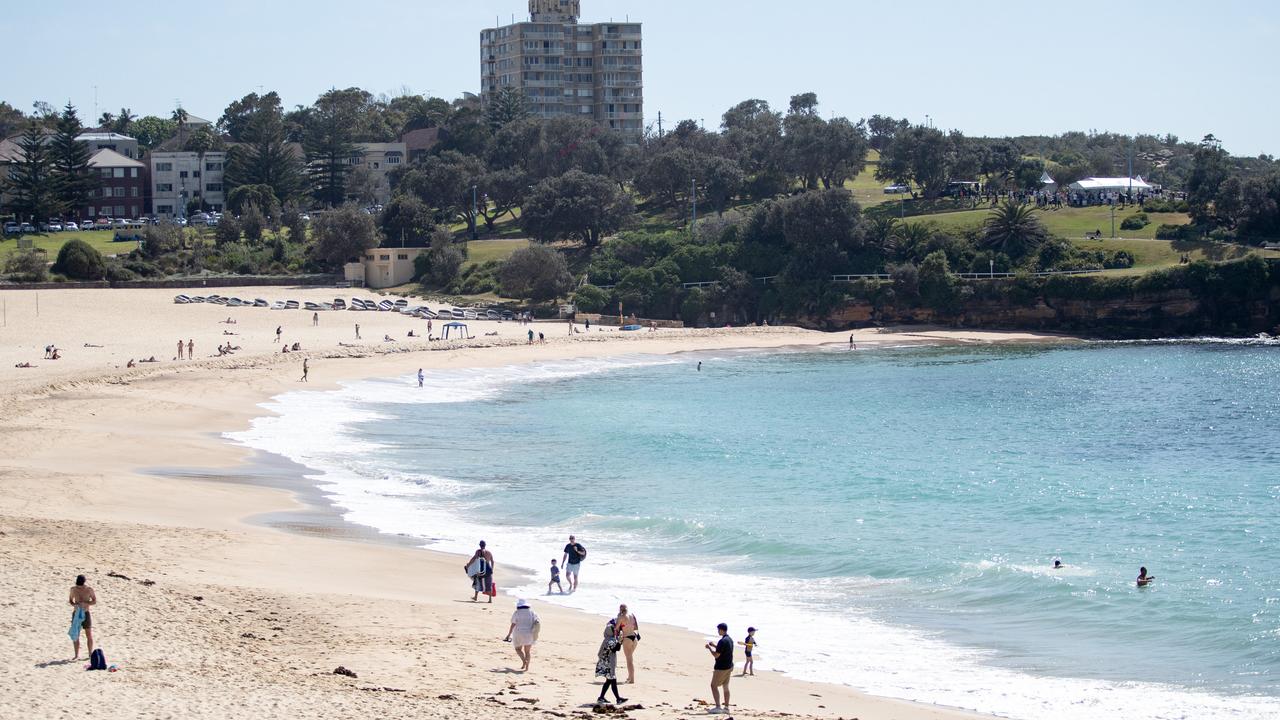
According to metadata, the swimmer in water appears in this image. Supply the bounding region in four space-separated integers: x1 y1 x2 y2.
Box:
1137 566 1155 587
1053 559 1063 569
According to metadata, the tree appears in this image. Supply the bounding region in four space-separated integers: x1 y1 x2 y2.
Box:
817 117 869 189
304 91 360 206
52 239 106 280
281 201 307 243
131 116 177 150
379 194 436 246
345 165 382 206
918 250 958 311
4 122 61 223
981 201 1049 260
521 170 634 246
499 245 573 301
0 101 25 138
398 151 486 236
1186 138 1231 225
310 204 381 270
866 115 908 154
476 167 527 233
184 125 224 212
240 203 266 243
876 125 954 198
50 103 95 219
4 249 49 282
486 87 530 130
636 148 697 208
420 228 465 287
700 155 745 214
222 92 303 203
214 214 243 246
226 184 280 218
571 284 609 313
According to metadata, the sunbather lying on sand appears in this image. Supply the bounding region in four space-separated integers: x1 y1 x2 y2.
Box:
15 362 35 368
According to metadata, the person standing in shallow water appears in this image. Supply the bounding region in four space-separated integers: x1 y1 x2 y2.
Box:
68 574 97 659
1137 566 1156 587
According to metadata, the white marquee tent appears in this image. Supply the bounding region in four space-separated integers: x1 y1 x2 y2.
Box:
1068 176 1155 193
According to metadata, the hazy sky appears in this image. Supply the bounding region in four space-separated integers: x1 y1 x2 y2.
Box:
7 0 1278 156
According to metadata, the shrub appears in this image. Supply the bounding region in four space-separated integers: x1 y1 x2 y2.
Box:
1104 250 1136 269
214 214 242 246
1120 212 1149 231
572 284 609 313
4 249 49 282
1155 223 1199 241
499 245 573 301
240 203 266 243
104 261 137 282
52 239 106 280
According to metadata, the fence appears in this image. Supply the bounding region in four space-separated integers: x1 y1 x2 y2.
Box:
592 268 1103 293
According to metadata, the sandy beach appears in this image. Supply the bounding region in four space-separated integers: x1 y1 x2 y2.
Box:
0 285 1065 720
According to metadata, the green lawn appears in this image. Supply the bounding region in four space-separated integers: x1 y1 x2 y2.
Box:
464 238 528 268
0 229 141 260
1066 237 1280 274
909 205 1191 241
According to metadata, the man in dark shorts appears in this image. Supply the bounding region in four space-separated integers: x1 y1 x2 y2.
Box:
562 535 586 592
68 574 97 659
705 622 734 713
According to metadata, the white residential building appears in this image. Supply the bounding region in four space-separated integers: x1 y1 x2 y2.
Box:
150 150 228 217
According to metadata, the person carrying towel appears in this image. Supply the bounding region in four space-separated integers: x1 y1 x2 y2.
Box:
68 574 97 660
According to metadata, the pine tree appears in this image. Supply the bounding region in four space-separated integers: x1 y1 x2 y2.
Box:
304 100 357 207
50 103 96 220
5 121 62 223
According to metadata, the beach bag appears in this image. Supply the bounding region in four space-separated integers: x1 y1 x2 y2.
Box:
576 544 587 560
89 649 106 671
487 581 498 597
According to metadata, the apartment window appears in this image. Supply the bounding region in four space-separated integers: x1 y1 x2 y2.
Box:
114 205 125 216
129 168 138 177
179 170 188 178
157 204 173 214
111 168 123 178
157 183 173 192
379 254 390 261
205 183 222 192
129 205 138 216
205 162 222 171
386 155 401 164
131 187 139 197
113 187 125 197
397 254 409 260
193 170 201 178
156 162 173 171
576 41 592 52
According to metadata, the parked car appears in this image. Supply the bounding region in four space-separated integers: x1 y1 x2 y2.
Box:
21 222 36 233
883 185 910 194
48 222 63 232
95 219 112 230
63 221 79 231
3 222 20 234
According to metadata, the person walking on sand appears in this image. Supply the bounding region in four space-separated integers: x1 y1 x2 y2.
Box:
466 540 495 603
188 339 193 359
300 358 309 382
595 618 628 705
706 622 734 714
312 311 319 327
616 603 640 683
548 559 564 594
504 599 540 672
177 339 184 360
417 368 424 388
527 328 534 345
355 323 361 340
68 574 97 660
562 535 586 592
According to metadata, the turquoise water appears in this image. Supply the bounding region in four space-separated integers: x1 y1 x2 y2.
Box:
232 340 1280 720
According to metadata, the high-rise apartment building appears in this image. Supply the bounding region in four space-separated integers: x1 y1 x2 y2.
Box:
481 0 642 138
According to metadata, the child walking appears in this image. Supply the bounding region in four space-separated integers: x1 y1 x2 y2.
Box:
739 627 758 676
548 559 564 594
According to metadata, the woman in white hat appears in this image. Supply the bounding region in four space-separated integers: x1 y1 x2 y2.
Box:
504 598 540 671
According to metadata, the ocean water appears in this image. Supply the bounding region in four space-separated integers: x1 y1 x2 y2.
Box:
228 340 1280 720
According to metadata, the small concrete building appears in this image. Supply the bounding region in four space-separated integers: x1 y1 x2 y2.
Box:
345 247 428 288
76 132 140 159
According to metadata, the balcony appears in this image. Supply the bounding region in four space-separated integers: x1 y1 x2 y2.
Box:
600 48 640 56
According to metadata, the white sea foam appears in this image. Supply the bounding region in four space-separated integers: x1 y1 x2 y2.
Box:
228 356 1280 720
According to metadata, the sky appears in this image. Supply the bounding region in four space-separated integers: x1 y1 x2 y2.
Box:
6 0 1278 156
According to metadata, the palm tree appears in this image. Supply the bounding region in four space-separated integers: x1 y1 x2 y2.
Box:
981 201 1049 260
112 107 136 135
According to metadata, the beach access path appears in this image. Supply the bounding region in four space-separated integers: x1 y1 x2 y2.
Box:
0 286 1060 720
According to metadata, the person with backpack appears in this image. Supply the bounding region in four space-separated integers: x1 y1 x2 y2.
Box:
67 574 97 660
465 540 495 603
562 535 587 592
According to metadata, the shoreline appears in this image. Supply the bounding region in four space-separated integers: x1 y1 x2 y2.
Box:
0 286 1071 720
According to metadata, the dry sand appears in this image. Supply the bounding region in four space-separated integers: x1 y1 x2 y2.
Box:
0 285 1065 720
